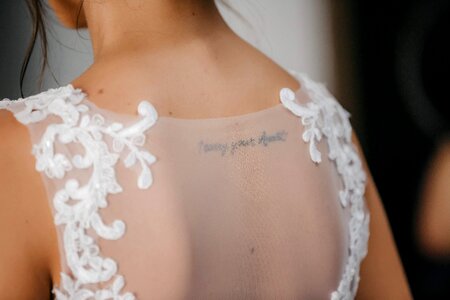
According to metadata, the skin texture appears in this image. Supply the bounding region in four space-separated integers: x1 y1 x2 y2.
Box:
351 131 413 299
0 0 413 298
0 111 59 299
48 0 87 28
416 138 450 257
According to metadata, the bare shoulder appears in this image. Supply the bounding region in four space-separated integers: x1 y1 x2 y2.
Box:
69 32 301 119
349 131 413 299
0 110 59 299
236 37 301 90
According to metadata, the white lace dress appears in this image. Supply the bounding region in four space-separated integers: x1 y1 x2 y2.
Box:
0 70 369 300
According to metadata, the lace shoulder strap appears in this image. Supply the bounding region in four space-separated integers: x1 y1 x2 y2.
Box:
0 86 86 125
281 70 370 300
1 86 159 299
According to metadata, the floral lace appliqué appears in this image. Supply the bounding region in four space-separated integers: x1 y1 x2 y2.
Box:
1 86 158 299
1 70 369 300
280 71 370 300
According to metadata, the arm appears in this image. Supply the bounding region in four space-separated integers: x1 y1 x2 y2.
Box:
352 130 413 299
0 111 59 299
416 138 450 257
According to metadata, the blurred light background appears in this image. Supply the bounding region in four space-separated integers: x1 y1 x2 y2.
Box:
1 1 449 298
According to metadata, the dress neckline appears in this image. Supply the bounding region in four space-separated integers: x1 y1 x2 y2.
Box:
64 70 306 125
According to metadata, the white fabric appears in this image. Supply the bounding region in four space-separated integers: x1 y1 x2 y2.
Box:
0 70 369 300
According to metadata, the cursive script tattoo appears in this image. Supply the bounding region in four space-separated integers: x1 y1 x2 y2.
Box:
198 129 288 156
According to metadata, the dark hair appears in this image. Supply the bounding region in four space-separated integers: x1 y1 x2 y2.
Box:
21 0 251 98
21 0 85 98
21 0 48 98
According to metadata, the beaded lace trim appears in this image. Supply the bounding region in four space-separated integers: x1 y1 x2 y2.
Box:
2 86 158 300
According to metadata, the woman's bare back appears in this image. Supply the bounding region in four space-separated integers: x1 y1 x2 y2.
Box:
70 29 301 122
0 31 305 298
1 65 366 299
0 1 412 299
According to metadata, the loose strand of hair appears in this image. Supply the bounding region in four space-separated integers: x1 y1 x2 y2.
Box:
21 0 60 98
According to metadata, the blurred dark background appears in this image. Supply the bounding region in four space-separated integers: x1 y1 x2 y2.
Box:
349 0 450 298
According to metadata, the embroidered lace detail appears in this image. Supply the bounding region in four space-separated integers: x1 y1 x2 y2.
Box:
280 71 370 300
1 86 159 299
1 70 369 300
